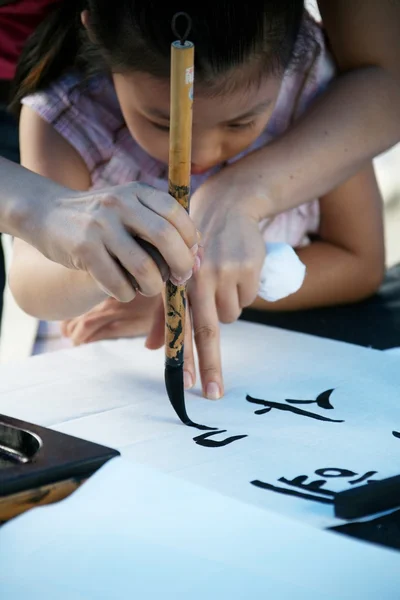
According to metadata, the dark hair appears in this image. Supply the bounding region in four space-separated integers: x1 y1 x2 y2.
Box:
12 0 309 112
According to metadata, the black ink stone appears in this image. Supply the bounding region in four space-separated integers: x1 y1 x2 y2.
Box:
330 509 400 551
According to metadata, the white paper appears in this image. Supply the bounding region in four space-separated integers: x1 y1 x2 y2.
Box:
0 321 399 533
0 457 399 599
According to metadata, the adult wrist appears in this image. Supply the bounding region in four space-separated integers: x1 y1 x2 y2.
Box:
223 145 282 222
9 174 69 250
1 187 34 240
0 159 65 243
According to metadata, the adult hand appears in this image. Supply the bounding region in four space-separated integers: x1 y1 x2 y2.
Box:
27 181 199 302
62 294 162 346
146 170 266 399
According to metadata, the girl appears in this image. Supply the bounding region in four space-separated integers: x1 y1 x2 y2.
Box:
10 1 384 394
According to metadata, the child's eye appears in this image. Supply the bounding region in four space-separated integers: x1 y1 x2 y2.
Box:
151 122 170 132
227 121 255 130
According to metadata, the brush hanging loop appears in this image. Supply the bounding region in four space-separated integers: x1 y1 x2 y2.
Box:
171 12 192 45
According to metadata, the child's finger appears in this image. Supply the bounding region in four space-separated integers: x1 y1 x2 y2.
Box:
70 312 118 345
145 297 165 350
183 306 196 390
69 298 143 344
86 319 152 344
60 319 73 337
62 297 118 340
63 317 85 339
189 280 224 400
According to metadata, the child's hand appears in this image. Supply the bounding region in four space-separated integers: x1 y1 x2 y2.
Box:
146 174 266 400
35 182 199 302
61 294 162 346
187 178 265 398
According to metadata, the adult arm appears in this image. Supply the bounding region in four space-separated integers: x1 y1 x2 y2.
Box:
215 0 400 220
9 106 198 318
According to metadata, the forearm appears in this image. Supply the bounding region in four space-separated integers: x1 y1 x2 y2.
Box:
228 68 400 219
0 157 69 241
251 241 384 312
9 242 106 320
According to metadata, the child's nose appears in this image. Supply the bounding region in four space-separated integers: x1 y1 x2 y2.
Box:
191 135 223 172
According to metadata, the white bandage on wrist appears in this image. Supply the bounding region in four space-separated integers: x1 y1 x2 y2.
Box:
258 242 306 302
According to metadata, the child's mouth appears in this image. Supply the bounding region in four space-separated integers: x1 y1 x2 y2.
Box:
191 164 211 175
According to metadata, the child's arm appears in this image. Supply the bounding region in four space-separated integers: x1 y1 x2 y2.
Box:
252 165 385 312
9 106 197 320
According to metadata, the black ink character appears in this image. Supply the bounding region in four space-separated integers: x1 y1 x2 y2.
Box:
286 388 334 409
246 390 344 423
251 467 378 504
193 430 248 448
393 431 400 439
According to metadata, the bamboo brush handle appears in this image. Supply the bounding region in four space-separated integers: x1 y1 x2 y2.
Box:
165 39 194 366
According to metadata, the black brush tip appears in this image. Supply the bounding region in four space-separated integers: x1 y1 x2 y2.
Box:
164 364 217 431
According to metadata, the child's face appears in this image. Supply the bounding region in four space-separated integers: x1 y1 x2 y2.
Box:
113 71 281 174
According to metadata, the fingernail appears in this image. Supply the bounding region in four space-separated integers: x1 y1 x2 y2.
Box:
197 230 202 243
206 382 221 400
193 255 201 274
170 270 193 286
190 243 198 256
184 370 194 389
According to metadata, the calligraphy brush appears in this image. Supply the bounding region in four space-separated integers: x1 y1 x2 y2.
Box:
164 13 214 431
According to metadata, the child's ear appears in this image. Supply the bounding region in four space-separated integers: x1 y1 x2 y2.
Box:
80 10 96 42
